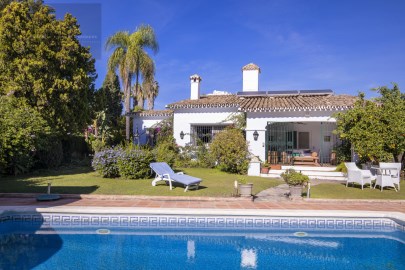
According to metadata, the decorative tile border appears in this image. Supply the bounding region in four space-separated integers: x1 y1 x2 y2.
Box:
1 213 404 232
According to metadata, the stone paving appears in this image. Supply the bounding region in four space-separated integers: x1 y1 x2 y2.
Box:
0 193 404 213
255 184 290 201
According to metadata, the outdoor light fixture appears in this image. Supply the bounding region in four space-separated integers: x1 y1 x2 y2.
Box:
253 130 259 141
180 131 185 140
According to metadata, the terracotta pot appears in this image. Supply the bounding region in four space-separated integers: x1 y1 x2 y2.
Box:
289 185 303 199
261 167 270 174
239 183 253 197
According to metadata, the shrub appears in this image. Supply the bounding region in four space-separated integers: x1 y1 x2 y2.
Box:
62 135 91 163
175 143 215 168
0 96 50 175
209 128 250 174
335 162 348 173
35 135 63 169
334 141 352 164
91 148 121 178
88 137 106 153
196 142 216 168
175 145 196 168
117 147 154 179
154 136 178 167
281 169 309 186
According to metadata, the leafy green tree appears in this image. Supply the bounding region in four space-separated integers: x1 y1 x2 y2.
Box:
106 25 158 140
0 96 50 175
93 71 123 145
0 0 43 13
335 84 405 163
210 128 250 174
0 1 96 134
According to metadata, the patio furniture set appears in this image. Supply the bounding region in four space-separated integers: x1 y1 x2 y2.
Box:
345 162 402 191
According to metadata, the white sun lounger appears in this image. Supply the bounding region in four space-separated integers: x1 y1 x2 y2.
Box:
150 162 202 192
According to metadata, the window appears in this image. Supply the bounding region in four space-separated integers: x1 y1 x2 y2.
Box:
190 125 227 145
298 132 310 149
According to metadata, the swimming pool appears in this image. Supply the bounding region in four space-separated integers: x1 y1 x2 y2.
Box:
1 211 404 269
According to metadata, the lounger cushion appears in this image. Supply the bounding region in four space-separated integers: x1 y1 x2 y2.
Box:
168 173 201 185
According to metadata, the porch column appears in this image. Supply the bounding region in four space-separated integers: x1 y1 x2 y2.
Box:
246 129 266 162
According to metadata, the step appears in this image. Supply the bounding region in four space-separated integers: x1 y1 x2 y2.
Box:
262 169 347 181
281 166 338 172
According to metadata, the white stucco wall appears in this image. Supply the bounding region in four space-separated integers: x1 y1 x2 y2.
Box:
173 107 238 146
133 115 171 145
242 70 259 92
245 110 341 162
190 79 201 100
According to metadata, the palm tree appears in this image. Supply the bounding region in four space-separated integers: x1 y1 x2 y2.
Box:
134 83 145 109
106 24 158 140
146 80 159 110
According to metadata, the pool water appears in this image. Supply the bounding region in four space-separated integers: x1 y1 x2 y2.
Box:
1 214 404 270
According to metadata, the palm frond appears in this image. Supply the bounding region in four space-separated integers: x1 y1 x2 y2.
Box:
105 31 130 51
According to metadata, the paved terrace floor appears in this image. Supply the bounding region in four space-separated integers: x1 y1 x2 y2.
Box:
0 195 404 213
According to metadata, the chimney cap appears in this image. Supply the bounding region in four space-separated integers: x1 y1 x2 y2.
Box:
242 63 261 73
190 74 202 82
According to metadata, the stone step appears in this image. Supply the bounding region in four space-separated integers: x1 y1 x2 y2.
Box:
281 165 338 172
262 169 346 181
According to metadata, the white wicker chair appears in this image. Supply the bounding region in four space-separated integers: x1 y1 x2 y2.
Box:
344 162 376 190
378 163 401 191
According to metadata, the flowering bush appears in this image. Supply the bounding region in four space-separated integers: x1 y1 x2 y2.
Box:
91 148 121 178
117 147 154 179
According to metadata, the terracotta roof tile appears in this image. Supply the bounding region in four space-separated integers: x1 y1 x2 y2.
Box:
167 95 241 109
240 94 357 112
242 63 260 72
167 93 357 111
133 110 173 117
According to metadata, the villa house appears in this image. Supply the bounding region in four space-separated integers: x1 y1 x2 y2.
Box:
133 63 357 166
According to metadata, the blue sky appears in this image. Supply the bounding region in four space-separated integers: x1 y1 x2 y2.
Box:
46 0 405 110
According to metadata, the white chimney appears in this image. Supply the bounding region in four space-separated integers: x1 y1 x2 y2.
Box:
242 63 260 92
190 74 202 100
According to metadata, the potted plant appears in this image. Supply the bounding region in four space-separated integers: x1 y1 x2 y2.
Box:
238 177 253 197
280 169 309 199
261 162 270 174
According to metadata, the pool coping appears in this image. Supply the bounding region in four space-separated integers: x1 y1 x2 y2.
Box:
1 193 405 204
1 206 405 225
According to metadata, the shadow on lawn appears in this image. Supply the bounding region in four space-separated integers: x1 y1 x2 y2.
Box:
154 181 208 191
0 181 99 194
2 166 94 181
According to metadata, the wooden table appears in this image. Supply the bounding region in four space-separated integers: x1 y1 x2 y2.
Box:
292 156 320 166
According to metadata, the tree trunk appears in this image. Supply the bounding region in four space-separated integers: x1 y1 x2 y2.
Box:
138 97 144 109
124 79 131 141
147 98 154 110
133 64 140 109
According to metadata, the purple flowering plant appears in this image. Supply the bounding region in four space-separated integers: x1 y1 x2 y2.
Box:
91 147 122 178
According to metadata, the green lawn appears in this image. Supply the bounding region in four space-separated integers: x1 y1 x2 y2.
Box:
310 181 405 200
0 166 282 197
